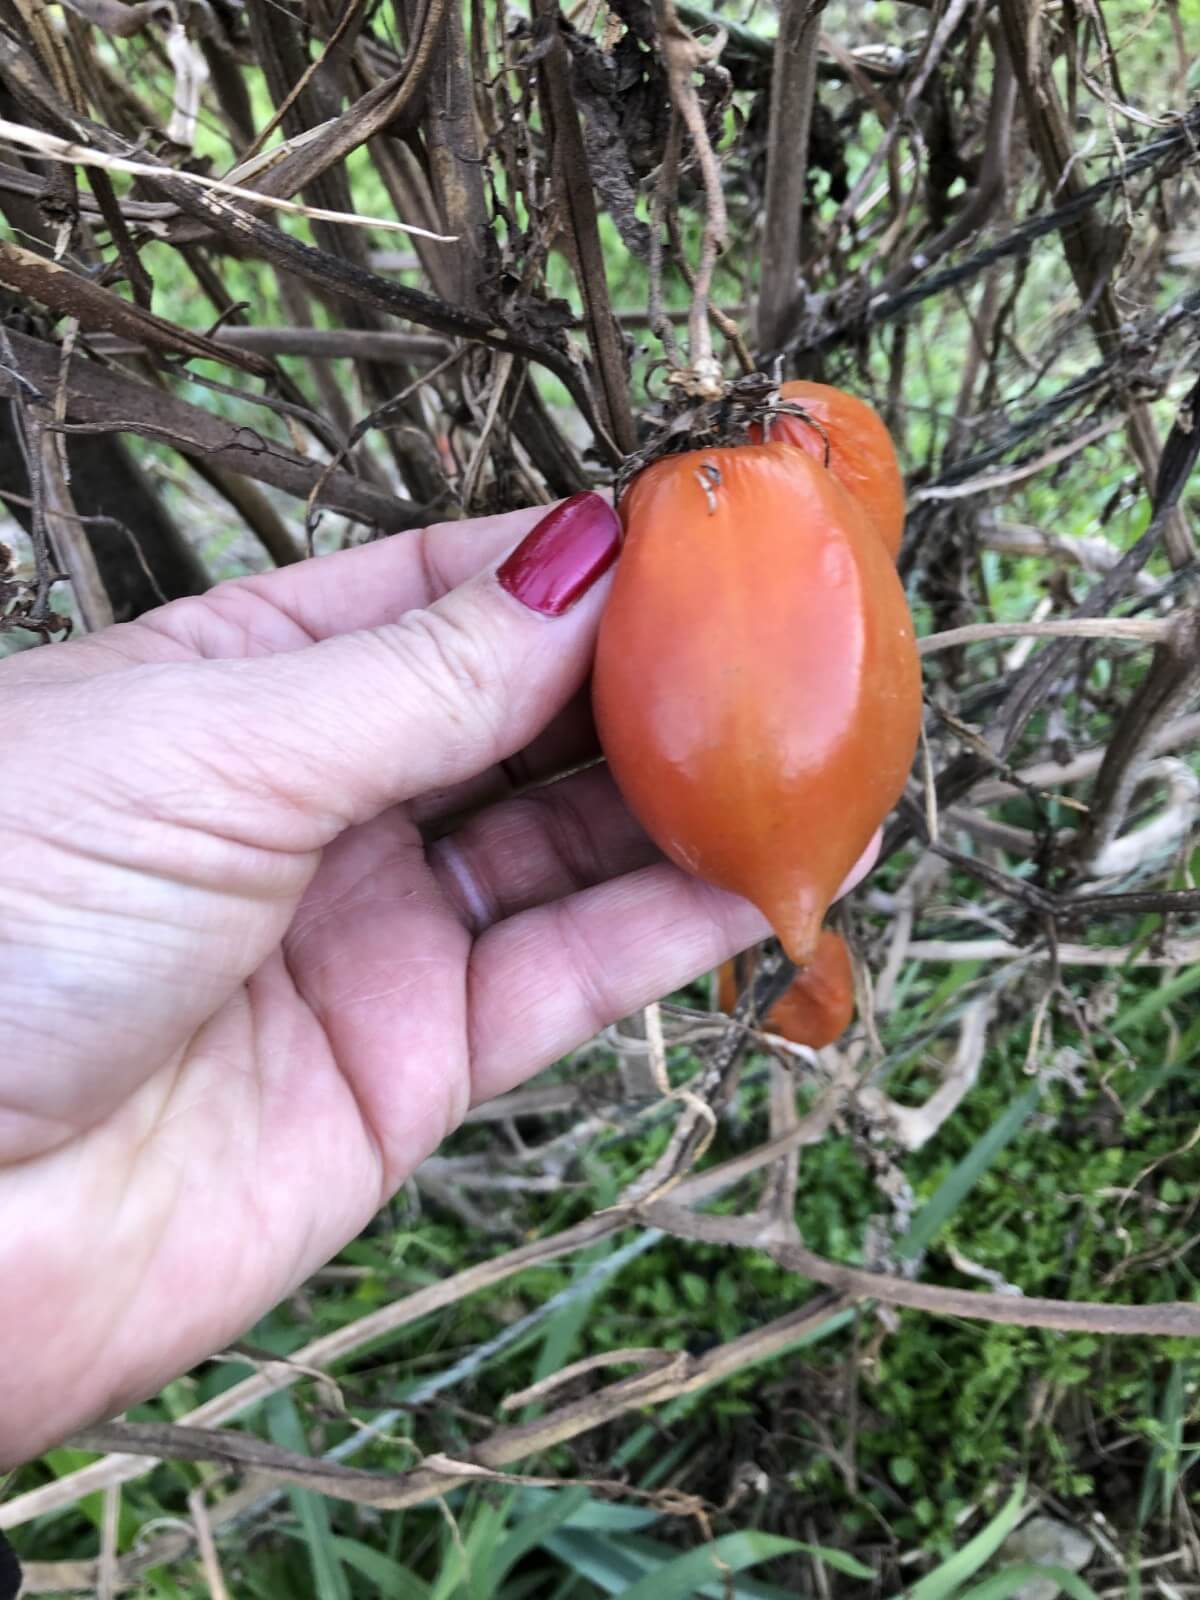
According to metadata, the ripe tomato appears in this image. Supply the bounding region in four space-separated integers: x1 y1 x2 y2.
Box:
593 444 921 966
717 929 855 1049
751 380 904 559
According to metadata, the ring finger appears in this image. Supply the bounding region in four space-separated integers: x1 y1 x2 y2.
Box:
426 763 660 930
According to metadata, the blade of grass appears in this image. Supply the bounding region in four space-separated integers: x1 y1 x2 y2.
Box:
266 1394 352 1600
513 1488 662 1533
433 1494 509 1600
520 1237 657 1428
956 1564 1101 1600
491 1487 592 1590
899 1086 1042 1261
638 1433 696 1491
330 1536 432 1599
501 1576 552 1600
907 1483 1028 1600
791 1542 875 1580
544 1528 802 1600
1113 964 1200 1034
1137 1359 1186 1529
617 1532 806 1600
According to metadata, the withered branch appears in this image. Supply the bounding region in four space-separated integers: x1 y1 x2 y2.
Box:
534 0 635 454
755 0 827 354
997 0 1194 567
0 330 428 532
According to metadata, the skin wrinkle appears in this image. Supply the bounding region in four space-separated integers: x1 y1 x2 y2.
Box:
108 654 375 849
0 843 288 934
283 827 428 956
161 530 462 658
378 605 508 747
46 1087 194 1426
414 517 453 615
0 627 179 688
0 867 279 1011
94 709 336 862
147 584 323 658
288 947 460 1191
164 987 376 1256
424 766 660 930
146 1063 241 1152
290 914 454 1011
0 825 298 1148
83 1070 284 1428
0 806 276 906
216 981 336 1217
239 972 316 1215
3 750 309 929
0 1106 76 1166
0 907 206 1040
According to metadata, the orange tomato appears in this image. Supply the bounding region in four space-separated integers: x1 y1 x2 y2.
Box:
717 929 855 1048
593 444 921 966
750 381 905 559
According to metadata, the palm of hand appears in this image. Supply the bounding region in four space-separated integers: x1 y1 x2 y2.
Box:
0 510 769 1464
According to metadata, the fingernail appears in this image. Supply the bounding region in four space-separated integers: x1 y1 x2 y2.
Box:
497 493 621 616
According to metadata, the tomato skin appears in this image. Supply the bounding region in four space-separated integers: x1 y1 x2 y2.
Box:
717 929 855 1048
750 381 905 559
593 444 921 966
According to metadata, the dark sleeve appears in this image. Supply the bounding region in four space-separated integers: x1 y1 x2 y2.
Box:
0 1528 21 1600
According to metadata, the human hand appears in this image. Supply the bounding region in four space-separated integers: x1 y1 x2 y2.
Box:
0 495 877 1465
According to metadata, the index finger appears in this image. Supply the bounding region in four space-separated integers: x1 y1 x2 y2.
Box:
227 503 554 641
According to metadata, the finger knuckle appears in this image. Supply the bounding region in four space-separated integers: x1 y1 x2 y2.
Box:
376 607 504 752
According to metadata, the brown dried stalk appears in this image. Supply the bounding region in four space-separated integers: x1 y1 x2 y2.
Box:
1080 608 1200 871
0 119 453 241
533 0 635 454
997 0 1194 567
756 0 827 353
638 1202 1200 1337
0 1103 840 1527
65 1297 851 1517
652 0 728 393
0 238 272 378
0 329 427 532
919 616 1178 655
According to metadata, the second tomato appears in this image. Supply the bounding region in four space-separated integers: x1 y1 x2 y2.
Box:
752 380 905 560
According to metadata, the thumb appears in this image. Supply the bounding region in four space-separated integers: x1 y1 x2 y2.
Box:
205 493 622 834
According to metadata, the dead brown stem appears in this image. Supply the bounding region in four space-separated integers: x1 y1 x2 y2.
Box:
534 0 636 453
1080 608 1200 871
0 328 428 532
638 1202 1200 1337
756 0 827 354
997 0 1194 567
653 0 728 392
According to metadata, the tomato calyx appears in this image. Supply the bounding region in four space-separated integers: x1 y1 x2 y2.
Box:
615 368 822 502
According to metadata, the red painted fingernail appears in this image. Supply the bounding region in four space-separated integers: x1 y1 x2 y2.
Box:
497 493 621 617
